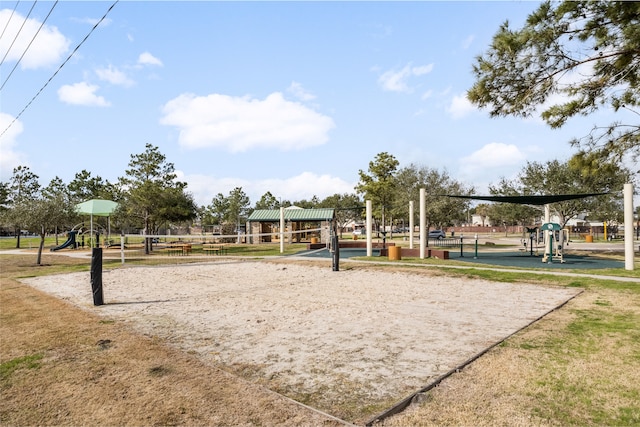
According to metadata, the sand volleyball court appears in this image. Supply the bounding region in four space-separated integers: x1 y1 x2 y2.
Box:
23 260 580 424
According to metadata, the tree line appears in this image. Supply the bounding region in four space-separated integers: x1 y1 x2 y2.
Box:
1 141 633 265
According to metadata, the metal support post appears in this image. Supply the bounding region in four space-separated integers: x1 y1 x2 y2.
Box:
474 234 478 259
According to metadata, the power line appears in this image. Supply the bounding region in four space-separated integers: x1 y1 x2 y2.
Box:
0 1 21 42
0 0 37 67
0 0 119 139
1 0 59 91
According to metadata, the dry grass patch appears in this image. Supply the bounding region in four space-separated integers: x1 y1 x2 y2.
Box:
382 287 640 426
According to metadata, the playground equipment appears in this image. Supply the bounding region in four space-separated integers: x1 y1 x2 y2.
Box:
541 222 565 264
330 221 340 271
49 221 109 251
75 199 118 248
50 230 78 251
520 227 541 256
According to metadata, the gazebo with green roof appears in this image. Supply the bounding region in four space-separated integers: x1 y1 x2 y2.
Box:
247 207 335 244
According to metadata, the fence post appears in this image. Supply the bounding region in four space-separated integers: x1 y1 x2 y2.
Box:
120 232 125 265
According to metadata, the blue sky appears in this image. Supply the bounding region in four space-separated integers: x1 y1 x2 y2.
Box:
0 1 631 206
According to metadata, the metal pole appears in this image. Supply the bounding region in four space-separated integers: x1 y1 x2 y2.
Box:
280 207 284 254
332 223 340 271
409 200 414 250
624 183 634 270
530 232 534 256
542 204 551 262
474 234 478 259
366 200 372 257
419 189 426 259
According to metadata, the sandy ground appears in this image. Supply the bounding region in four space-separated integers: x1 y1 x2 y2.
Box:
22 260 581 423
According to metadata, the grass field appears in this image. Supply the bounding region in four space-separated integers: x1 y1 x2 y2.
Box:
1 246 640 426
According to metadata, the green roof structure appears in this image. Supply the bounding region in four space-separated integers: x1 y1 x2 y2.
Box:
247 208 335 222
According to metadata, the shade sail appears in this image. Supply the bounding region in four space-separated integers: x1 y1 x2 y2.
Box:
445 193 609 206
75 199 118 216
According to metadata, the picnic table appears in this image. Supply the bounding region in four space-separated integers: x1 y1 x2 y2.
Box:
164 243 192 256
203 244 227 255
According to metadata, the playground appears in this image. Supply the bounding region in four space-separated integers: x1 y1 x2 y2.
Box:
297 238 628 271
21 260 581 424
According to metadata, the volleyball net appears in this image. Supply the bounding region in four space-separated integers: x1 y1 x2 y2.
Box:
100 227 326 263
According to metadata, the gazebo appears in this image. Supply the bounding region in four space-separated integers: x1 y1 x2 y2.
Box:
247 207 335 244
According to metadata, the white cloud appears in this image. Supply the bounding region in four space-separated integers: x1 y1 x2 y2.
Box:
460 142 526 171
0 113 27 180
447 93 476 119
138 51 163 67
0 9 70 69
57 82 111 106
256 172 355 202
378 63 434 93
365 23 393 39
456 142 527 193
421 89 433 100
71 16 112 27
95 65 135 87
461 34 475 50
287 81 316 102
179 170 355 206
411 64 434 76
160 92 335 152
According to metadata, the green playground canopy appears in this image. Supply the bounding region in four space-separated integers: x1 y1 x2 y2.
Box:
445 193 609 205
75 199 118 247
75 199 118 216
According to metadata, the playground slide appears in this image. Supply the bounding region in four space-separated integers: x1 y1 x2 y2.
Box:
50 231 77 252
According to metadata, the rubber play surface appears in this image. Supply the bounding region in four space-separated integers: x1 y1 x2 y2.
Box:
297 247 625 270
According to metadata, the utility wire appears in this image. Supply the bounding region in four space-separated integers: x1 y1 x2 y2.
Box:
0 0 37 67
0 0 119 139
0 1 21 43
1 0 58 91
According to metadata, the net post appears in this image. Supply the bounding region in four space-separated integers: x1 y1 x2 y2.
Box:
90 248 104 306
